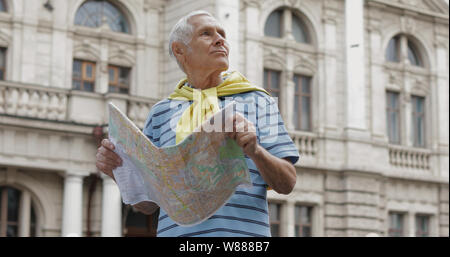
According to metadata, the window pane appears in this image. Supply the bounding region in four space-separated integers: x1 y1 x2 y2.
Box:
415 96 424 113
264 70 269 90
76 2 102 28
7 225 17 237
302 226 311 237
73 60 82 78
416 216 429 237
268 203 279 221
386 36 400 62
85 64 93 79
0 48 5 68
391 111 399 143
301 96 311 131
293 96 299 129
108 67 116 82
120 67 130 82
30 205 36 237
0 70 4 81
264 10 282 38
271 71 280 89
294 76 299 93
270 224 279 237
292 14 308 43
75 0 130 34
412 96 425 147
0 0 6 12
119 87 129 94
408 41 422 67
7 188 20 222
301 77 311 94
269 203 280 236
386 92 400 144
300 206 311 224
83 82 94 92
72 81 81 90
389 213 403 237
108 85 117 93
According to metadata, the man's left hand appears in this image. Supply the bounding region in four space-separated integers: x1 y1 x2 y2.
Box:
227 113 260 159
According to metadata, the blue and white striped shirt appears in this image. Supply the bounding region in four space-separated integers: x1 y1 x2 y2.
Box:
142 90 300 237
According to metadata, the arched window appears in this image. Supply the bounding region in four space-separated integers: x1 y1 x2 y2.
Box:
385 34 423 67
292 14 309 44
74 0 130 34
407 41 422 67
264 9 282 38
264 8 310 44
0 0 6 12
386 35 400 63
0 186 38 237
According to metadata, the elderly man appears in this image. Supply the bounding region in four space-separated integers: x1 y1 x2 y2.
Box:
96 10 299 237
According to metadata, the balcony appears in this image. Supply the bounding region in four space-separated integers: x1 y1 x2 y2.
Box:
388 144 431 170
288 130 317 166
0 80 158 130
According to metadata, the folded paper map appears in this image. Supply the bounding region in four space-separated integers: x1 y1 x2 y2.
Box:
108 102 251 226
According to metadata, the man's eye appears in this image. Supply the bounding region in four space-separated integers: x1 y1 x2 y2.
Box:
202 31 210 36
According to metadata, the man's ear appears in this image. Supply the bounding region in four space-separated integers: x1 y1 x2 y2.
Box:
172 42 185 57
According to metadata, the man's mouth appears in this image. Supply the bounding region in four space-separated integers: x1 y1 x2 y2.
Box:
211 50 228 55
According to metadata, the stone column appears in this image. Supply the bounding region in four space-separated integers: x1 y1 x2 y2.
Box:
141 2 162 98
345 0 366 132
283 9 293 40
408 212 415 237
216 0 240 72
285 200 295 237
321 4 338 134
61 172 85 236
98 36 109 94
244 1 263 86
285 69 295 130
434 34 449 179
101 174 122 237
344 0 371 170
18 191 31 237
367 7 387 143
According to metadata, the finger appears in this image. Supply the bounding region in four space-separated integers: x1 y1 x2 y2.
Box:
234 112 246 122
236 133 254 147
96 162 116 176
235 121 249 133
96 152 122 167
101 138 115 151
98 146 122 164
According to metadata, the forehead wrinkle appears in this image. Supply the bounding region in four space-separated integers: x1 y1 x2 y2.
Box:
190 15 224 33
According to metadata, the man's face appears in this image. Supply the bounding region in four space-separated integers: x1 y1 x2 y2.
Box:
184 15 229 74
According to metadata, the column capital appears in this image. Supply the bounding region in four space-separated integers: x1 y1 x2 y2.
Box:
243 0 261 9
63 170 90 179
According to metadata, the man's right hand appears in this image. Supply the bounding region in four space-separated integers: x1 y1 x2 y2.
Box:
96 138 123 181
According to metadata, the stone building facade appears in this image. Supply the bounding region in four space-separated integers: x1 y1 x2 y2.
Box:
0 0 448 237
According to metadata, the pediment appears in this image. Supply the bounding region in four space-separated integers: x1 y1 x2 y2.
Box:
372 0 449 16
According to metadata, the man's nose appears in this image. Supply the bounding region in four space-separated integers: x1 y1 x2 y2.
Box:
214 33 226 46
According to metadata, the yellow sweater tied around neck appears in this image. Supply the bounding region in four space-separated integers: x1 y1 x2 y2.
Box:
168 71 270 144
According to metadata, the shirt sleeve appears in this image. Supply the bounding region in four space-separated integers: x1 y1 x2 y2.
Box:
256 94 300 165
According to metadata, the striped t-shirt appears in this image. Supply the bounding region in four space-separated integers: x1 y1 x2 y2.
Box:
142 90 300 237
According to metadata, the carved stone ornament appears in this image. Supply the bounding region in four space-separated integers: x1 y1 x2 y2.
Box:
399 0 420 7
400 16 416 34
243 0 261 8
144 0 165 12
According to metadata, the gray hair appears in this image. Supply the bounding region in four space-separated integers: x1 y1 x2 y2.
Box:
168 10 214 71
